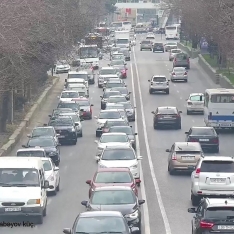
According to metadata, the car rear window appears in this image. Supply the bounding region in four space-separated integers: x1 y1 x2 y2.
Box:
205 207 234 219
141 41 151 44
154 43 163 46
176 151 201 154
153 77 166 82
190 95 204 101
191 128 215 135
158 108 177 114
200 161 234 172
175 53 188 60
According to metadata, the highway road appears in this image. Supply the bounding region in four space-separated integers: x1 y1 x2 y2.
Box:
1 34 234 234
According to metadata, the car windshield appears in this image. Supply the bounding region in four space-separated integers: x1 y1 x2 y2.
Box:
103 92 120 98
53 109 73 116
42 160 52 171
91 190 135 205
111 88 128 95
100 69 117 75
99 112 120 119
61 92 79 98
106 105 124 110
111 60 124 66
108 97 126 103
95 171 132 183
0 169 40 186
200 161 234 173
28 138 55 147
17 151 45 157
60 114 80 122
190 95 204 101
32 128 54 137
75 100 89 106
141 41 151 44
68 74 88 79
106 83 123 88
112 55 124 61
49 118 73 126
109 127 132 135
191 128 215 135
57 102 79 110
75 217 126 233
102 149 135 160
100 135 128 143
153 77 166 82
158 108 177 114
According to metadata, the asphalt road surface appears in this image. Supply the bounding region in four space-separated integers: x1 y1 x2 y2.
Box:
1 34 233 234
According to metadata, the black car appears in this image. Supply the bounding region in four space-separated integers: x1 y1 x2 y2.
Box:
50 108 74 118
152 42 164 52
185 127 219 153
100 90 121 109
109 126 137 149
81 186 145 231
110 87 131 101
22 136 60 166
102 119 129 134
152 106 182 129
48 116 78 145
188 198 234 234
63 211 138 234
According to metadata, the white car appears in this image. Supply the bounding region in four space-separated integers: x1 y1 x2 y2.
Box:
42 158 60 195
94 132 132 156
169 49 182 61
96 145 142 179
95 109 123 137
148 75 170 94
146 33 155 40
59 112 83 137
186 93 204 115
59 90 80 102
55 61 70 74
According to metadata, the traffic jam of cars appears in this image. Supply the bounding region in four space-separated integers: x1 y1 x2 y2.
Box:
1 23 234 234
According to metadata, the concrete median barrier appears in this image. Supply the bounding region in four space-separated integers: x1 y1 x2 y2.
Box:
177 43 199 59
0 77 59 157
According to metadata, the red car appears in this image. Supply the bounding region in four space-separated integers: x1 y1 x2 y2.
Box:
86 167 140 198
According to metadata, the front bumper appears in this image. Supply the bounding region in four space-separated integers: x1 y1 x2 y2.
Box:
187 106 204 112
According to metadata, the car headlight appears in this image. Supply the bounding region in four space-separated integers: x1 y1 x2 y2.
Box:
130 164 138 170
27 199 41 205
125 210 139 219
48 174 54 181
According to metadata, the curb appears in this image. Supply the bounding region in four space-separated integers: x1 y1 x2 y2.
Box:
198 54 234 88
0 77 59 156
177 42 199 59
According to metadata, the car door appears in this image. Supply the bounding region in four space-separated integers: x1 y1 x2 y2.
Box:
39 169 47 209
193 201 205 233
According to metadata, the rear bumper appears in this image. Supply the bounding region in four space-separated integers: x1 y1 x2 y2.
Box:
171 76 188 80
150 86 169 91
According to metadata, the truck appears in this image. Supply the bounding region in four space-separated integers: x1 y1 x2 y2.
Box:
114 30 130 50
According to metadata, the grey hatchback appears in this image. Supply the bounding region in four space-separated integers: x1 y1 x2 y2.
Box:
173 53 190 69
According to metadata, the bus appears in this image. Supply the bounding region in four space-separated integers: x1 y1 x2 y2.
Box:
85 33 103 48
204 88 234 129
165 25 180 40
94 27 110 37
78 45 99 70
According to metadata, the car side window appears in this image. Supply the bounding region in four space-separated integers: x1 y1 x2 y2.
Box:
170 144 175 157
155 108 158 115
196 202 205 216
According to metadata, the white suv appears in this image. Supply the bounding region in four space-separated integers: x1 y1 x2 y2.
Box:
148 75 170 94
191 156 234 206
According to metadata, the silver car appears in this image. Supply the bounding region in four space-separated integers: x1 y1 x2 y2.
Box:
148 75 170 94
164 42 178 52
169 49 181 61
110 87 131 100
140 40 152 51
105 103 125 111
191 156 234 206
120 102 135 121
170 67 188 82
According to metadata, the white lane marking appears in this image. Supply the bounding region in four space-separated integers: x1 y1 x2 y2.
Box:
192 119 195 123
47 198 52 205
132 47 172 234
177 90 179 93
180 97 182 100
130 62 150 234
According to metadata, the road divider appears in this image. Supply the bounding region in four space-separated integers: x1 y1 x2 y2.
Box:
177 42 199 58
0 77 59 157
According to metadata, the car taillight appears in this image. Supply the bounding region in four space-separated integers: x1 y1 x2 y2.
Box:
103 128 109 133
184 72 187 75
189 138 198 142
194 168 200 178
172 72 175 75
187 102 193 105
200 221 214 229
212 138 219 144
172 153 176 160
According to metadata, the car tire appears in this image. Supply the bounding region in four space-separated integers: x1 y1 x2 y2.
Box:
162 50 164 53
96 131 100 137
191 193 200 206
215 146 219 153
153 123 158 129
165 89 169 94
36 215 43 224
149 89 153 94
43 205 47 217
177 122 181 129
140 49 142 51
98 85 102 88
56 179 60 192
72 139 77 145
184 79 188 82
187 110 191 115
52 188 57 196
168 165 175 175
79 132 83 137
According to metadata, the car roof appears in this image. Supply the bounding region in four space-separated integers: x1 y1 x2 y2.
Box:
174 142 202 151
106 119 126 122
158 106 177 110
97 167 131 172
102 132 127 136
68 71 88 74
205 198 234 208
100 109 120 113
101 67 115 70
191 126 214 130
100 75 119 78
110 126 131 129
202 156 234 161
59 113 77 116
61 90 79 93
79 211 123 218
59 101 77 103
108 95 125 98
189 93 204 96
54 116 72 119
94 186 132 191
107 80 122 83
17 147 45 152
153 75 166 78
32 126 54 130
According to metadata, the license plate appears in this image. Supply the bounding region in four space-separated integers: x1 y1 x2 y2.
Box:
182 156 194 160
220 122 231 127
5 207 21 212
199 139 209 142
163 116 172 119
210 178 226 183
58 135 65 138
218 226 234 230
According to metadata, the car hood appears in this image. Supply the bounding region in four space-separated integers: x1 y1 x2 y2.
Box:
98 142 130 148
97 118 121 124
60 98 75 102
89 204 137 216
53 126 73 131
42 146 57 152
99 160 137 168
0 187 42 201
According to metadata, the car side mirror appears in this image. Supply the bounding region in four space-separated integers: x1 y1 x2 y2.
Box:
129 92 132 94
54 167 59 171
63 228 72 234
179 111 182 113
86 180 91 185
139 199 145 205
95 156 100 161
134 133 138 135
27 134 31 138
94 140 98 144
81 201 88 207
48 115 52 118
137 156 143 160
43 124 47 126
100 96 103 98
75 123 78 126
124 63 127 65
148 80 150 82
166 149 170 152
91 104 94 106
130 227 139 234
57 143 61 146
94 116 97 119
108 64 110 66
56 134 60 136
57 96 60 99
43 180 49 189
168 79 170 81
65 79 67 82
188 208 196 213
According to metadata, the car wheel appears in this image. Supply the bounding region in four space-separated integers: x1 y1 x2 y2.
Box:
56 179 60 192
187 110 190 115
140 49 142 51
43 205 47 217
52 188 57 196
153 123 158 129
165 89 169 94
177 122 181 129
149 89 153 94
72 139 77 145
191 193 200 206
137 223 142 234
184 79 188 82
96 131 100 137
79 132 83 137
168 166 175 175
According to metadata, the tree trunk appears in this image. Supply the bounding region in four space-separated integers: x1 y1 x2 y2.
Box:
0 91 10 132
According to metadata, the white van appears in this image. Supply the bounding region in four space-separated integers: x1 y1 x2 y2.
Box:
0 157 49 224
67 83 89 97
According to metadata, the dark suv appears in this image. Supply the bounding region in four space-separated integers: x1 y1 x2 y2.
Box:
152 43 164 52
188 198 234 234
151 106 182 129
173 52 190 69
